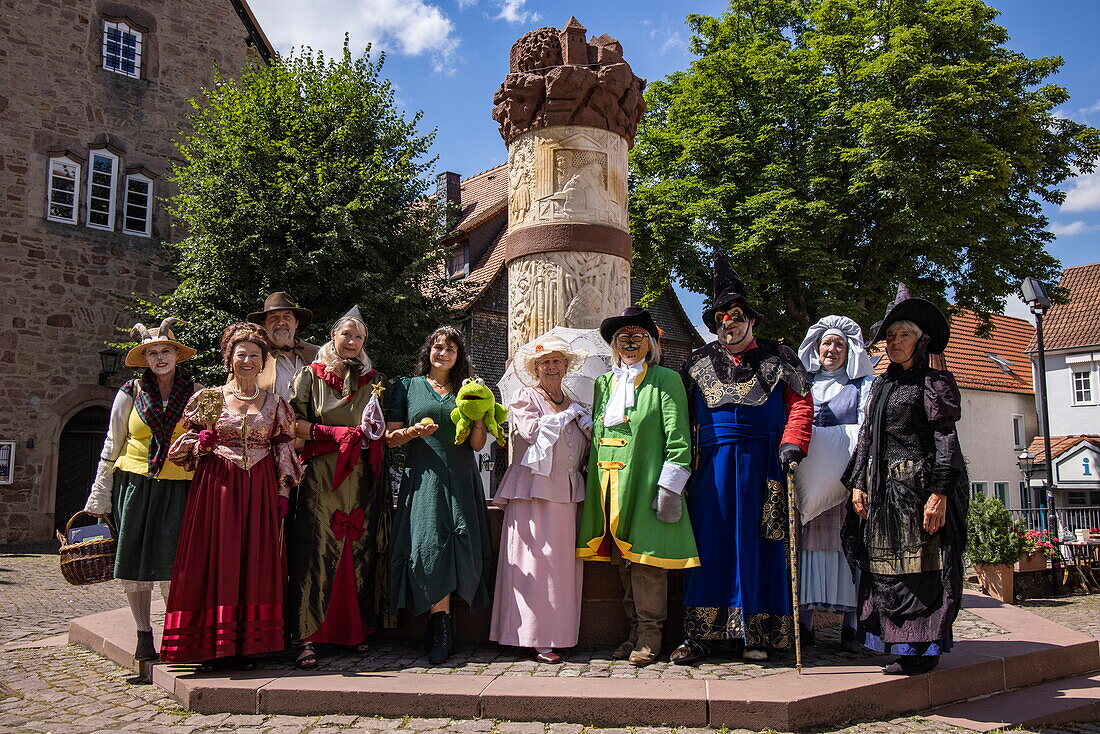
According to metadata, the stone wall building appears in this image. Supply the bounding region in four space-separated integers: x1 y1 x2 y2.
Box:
0 0 272 541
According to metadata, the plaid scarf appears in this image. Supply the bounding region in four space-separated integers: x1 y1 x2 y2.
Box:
122 370 195 476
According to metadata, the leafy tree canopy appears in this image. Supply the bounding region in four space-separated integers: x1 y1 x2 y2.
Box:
132 42 458 383
630 0 1100 338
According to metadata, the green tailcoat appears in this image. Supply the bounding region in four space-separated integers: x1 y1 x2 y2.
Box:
576 364 700 569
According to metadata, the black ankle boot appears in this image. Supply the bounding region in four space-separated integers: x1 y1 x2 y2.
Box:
799 623 816 647
839 625 862 653
135 630 157 661
427 611 453 665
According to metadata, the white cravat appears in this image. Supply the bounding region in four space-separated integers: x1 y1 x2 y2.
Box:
604 362 643 427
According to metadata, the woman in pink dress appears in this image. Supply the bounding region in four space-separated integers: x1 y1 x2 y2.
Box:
163 323 303 669
490 336 591 663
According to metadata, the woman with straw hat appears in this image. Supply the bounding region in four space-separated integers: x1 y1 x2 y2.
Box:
489 336 592 663
84 318 201 663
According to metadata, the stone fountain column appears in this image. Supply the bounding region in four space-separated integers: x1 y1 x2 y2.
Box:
493 17 646 354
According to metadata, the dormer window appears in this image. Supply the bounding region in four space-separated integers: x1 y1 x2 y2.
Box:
447 242 469 279
102 20 142 78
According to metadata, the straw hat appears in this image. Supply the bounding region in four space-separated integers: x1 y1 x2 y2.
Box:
515 336 588 387
125 318 197 367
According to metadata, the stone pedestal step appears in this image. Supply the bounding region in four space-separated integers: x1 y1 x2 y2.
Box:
68 592 1100 731
929 673 1100 731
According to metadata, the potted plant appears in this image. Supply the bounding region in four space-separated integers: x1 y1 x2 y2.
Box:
1014 526 1055 572
966 494 1024 603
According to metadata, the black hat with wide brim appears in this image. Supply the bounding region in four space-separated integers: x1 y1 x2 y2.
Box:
870 298 950 354
600 306 660 344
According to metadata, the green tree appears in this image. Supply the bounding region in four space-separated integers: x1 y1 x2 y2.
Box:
133 43 457 383
630 0 1100 337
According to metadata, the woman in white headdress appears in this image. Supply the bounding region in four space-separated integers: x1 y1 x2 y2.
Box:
489 336 592 663
794 315 874 652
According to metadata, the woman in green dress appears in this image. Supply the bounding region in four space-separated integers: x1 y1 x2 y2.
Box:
288 308 393 670
385 325 490 665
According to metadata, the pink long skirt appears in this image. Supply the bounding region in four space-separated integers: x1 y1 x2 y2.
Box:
489 498 583 649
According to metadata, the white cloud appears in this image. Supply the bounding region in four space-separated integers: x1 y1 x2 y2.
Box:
1079 98 1100 117
494 0 540 25
456 0 478 8
1048 220 1100 237
251 0 460 74
1061 171 1100 213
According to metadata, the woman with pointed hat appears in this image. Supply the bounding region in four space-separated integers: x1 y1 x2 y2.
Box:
842 289 969 675
576 306 698 667
84 318 201 663
286 306 393 669
490 336 592 663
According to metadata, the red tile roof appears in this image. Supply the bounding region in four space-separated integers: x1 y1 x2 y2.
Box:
1028 263 1100 352
454 163 508 233
871 309 1035 394
1025 435 1100 465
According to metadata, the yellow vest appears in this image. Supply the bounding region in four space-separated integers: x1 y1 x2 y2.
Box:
113 406 194 481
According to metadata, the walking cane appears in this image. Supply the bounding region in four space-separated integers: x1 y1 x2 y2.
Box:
786 460 802 674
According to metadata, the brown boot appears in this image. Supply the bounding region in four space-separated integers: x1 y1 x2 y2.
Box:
629 627 662 667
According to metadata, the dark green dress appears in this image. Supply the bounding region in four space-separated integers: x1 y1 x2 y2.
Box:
386 376 491 616
288 366 395 641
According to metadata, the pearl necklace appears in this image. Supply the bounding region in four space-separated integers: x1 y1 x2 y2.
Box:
229 383 260 401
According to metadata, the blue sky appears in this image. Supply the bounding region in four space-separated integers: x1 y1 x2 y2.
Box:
248 0 1100 326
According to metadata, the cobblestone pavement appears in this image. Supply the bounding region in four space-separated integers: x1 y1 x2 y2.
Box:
1 545 1096 734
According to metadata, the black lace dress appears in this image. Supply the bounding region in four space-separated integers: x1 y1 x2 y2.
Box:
841 357 969 656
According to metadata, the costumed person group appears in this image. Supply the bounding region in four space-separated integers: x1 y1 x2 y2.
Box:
288 307 392 670
671 257 812 665
842 289 969 675
385 326 493 665
80 276 966 679
84 319 200 661
161 322 303 669
794 316 873 652
577 307 698 668
490 336 591 663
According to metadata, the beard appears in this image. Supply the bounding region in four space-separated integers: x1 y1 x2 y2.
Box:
269 328 295 347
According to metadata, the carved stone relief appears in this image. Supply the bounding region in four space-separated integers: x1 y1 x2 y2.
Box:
507 250 630 354
507 126 628 231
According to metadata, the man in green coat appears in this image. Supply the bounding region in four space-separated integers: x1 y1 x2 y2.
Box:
577 306 699 666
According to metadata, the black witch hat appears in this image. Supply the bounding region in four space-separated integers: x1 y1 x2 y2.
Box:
702 251 763 333
869 283 950 355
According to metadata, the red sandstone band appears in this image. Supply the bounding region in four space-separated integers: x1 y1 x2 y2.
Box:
84 266 966 676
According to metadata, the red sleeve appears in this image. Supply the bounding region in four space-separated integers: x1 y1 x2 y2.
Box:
781 385 813 453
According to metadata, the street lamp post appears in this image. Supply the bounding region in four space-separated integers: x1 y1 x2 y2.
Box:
1021 277 1058 541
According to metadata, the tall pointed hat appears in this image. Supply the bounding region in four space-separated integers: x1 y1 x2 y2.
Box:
868 283 950 354
702 251 763 333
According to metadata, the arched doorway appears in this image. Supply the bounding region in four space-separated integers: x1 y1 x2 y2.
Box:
54 406 109 530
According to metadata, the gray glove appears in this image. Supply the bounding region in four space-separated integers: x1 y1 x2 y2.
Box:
652 487 683 523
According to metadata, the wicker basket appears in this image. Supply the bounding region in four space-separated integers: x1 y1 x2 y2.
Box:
56 511 117 586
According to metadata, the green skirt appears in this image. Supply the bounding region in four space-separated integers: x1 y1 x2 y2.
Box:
111 469 189 581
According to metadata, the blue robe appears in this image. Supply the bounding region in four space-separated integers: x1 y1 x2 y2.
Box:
681 386 794 648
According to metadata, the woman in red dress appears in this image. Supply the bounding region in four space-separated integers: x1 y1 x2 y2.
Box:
163 323 303 669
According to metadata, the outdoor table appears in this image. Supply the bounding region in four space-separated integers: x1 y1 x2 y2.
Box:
1060 541 1100 592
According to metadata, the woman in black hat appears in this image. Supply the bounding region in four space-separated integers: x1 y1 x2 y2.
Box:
842 294 969 676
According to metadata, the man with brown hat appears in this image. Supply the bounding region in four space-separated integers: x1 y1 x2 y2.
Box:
248 292 319 401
